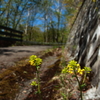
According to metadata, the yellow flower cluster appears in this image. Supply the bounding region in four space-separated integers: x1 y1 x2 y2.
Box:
62 60 91 75
29 55 42 66
77 68 84 75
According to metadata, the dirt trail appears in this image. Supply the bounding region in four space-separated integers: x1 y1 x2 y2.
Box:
0 45 52 71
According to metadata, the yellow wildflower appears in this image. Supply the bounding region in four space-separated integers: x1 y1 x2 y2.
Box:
29 55 37 61
29 60 35 66
77 64 80 67
61 60 91 75
68 60 77 67
29 55 42 66
69 71 74 74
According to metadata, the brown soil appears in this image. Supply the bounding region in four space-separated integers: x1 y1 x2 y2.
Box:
0 47 62 100
25 80 60 100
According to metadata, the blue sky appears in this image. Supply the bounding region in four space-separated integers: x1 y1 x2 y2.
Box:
0 0 68 31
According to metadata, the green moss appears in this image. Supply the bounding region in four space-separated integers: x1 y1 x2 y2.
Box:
0 74 19 100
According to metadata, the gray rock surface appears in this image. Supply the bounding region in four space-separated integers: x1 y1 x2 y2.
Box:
65 0 100 99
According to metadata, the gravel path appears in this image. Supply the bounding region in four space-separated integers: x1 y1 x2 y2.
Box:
0 45 52 71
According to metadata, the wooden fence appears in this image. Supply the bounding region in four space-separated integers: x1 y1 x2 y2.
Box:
0 25 23 42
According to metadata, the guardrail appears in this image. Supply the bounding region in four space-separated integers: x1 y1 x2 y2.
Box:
0 25 23 42
23 41 66 46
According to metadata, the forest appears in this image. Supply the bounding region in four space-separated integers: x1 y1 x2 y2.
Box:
0 0 82 43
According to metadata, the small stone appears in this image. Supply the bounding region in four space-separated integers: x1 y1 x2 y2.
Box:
23 90 27 93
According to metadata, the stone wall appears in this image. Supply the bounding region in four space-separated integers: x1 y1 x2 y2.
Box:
65 0 100 98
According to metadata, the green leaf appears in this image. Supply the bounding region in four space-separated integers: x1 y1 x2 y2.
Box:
80 83 86 88
23 71 27 74
37 66 40 70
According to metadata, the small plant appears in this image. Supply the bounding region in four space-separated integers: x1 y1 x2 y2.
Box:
29 55 42 67
29 55 42 95
31 80 38 86
61 60 91 100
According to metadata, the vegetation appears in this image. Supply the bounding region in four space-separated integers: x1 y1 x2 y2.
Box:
0 0 83 44
61 60 91 100
29 55 42 95
0 47 92 100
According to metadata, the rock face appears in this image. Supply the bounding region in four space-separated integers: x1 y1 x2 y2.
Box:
65 0 100 98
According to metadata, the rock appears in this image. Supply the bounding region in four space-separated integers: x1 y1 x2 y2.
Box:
65 0 100 99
